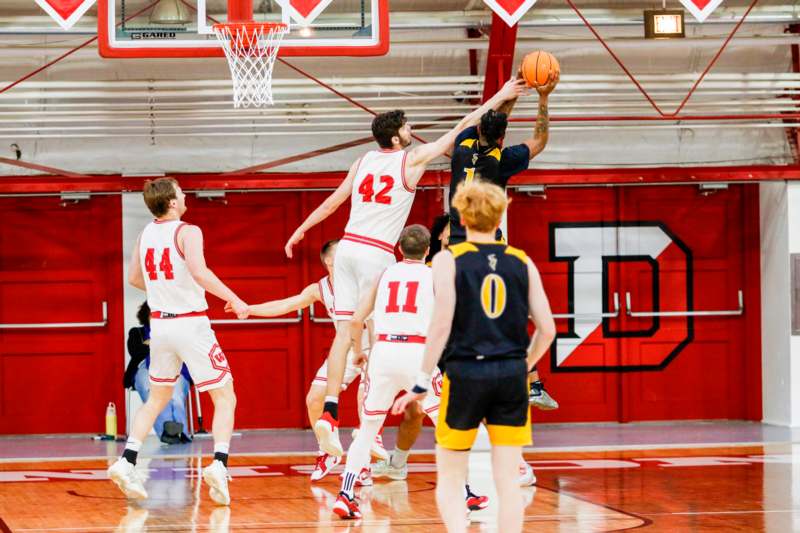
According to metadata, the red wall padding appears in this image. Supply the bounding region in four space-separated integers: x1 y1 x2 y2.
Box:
0 196 124 434
0 184 760 434
507 184 761 422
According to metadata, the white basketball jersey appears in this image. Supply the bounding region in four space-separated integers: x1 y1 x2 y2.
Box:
373 260 433 337
139 220 207 314
319 275 370 351
343 149 416 251
318 275 336 319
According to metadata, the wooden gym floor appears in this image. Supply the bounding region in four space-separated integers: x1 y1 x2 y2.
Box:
0 438 796 532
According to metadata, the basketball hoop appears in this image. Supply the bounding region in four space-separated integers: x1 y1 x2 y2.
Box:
212 22 288 108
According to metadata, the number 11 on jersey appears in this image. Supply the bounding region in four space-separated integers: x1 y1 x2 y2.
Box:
385 281 419 313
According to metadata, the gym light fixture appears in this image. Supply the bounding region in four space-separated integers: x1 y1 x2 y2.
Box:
644 9 685 39
150 0 191 25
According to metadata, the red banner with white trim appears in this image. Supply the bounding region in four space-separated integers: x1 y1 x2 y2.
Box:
276 0 334 25
482 0 539 27
34 0 96 30
679 0 724 22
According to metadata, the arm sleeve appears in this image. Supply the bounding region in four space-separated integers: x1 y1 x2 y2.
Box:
499 144 531 185
454 126 478 146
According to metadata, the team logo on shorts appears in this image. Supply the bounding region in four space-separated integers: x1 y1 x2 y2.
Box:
208 343 229 372
549 222 692 372
431 372 443 396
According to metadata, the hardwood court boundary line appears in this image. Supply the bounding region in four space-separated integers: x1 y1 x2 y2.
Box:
0 440 788 464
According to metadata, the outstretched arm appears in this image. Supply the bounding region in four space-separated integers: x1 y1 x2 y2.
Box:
243 283 320 317
522 71 558 160
496 70 526 117
403 79 527 184
284 158 360 258
350 280 379 366
181 225 248 318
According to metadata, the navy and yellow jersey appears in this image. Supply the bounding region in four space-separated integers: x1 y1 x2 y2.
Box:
448 127 530 244
443 241 531 362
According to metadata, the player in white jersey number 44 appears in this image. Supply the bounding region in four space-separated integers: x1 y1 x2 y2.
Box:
108 178 249 507
283 79 528 458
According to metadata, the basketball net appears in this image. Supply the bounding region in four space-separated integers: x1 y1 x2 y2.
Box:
213 22 288 108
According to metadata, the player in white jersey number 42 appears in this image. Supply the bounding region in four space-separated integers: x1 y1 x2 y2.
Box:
283 79 529 458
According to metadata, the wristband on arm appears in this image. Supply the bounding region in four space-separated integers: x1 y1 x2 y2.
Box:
412 371 431 394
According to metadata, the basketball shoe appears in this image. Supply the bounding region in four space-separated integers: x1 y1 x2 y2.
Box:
465 485 489 511
529 381 559 410
311 452 341 481
333 492 363 519
372 458 408 480
519 461 537 486
107 458 148 500
202 460 231 505
314 412 344 457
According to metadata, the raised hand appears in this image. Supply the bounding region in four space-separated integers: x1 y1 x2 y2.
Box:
284 229 305 259
537 69 559 96
391 391 425 415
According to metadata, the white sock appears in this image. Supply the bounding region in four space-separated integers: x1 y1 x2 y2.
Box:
125 438 142 452
391 447 409 468
324 396 339 404
214 442 230 455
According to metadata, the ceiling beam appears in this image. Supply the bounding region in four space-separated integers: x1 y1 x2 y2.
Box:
481 13 518 103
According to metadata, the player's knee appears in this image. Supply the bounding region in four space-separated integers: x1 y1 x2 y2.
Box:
148 385 174 407
306 386 324 409
211 384 237 411
404 401 425 423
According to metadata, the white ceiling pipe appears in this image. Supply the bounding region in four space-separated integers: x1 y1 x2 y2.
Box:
0 31 798 57
3 83 800 101
0 122 792 140
6 73 800 89
5 104 799 125
3 116 795 134
0 97 789 115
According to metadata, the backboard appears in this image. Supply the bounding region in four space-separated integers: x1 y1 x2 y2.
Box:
98 0 389 58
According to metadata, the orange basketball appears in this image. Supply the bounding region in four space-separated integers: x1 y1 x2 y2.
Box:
521 51 560 88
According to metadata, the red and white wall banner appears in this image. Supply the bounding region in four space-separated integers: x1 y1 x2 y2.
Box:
482 0 539 27
34 0 96 30
275 0 334 26
679 0 724 22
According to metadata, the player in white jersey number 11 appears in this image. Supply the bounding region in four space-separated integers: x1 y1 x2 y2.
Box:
283 79 529 458
332 225 489 520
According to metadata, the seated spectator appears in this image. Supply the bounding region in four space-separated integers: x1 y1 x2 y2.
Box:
123 301 192 444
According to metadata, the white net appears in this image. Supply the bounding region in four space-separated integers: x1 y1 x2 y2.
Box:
213 22 288 108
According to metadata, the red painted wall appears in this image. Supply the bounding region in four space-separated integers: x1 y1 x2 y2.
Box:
0 196 124 434
0 183 760 433
508 184 761 422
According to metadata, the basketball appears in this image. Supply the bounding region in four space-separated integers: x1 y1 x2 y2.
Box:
521 51 560 88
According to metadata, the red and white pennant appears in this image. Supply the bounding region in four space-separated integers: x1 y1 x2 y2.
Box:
679 0 724 22
275 0 334 26
482 0 539 27
35 0 96 30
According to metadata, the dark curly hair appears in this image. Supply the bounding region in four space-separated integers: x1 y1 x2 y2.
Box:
137 301 150 327
372 110 406 149
479 109 508 147
426 213 451 263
